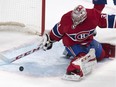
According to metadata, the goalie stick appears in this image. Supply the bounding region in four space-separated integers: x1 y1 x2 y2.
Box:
0 38 44 64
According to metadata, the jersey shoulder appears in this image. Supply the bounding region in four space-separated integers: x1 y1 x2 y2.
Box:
60 11 72 24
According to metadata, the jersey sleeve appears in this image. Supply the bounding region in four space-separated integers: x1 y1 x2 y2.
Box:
92 0 107 4
113 0 116 5
50 12 71 41
93 4 105 12
98 13 116 28
50 22 63 41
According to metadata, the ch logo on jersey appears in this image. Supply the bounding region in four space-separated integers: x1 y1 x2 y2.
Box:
67 29 95 42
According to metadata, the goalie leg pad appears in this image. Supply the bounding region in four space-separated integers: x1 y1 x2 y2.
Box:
62 73 82 81
62 48 97 81
72 48 97 75
101 43 115 58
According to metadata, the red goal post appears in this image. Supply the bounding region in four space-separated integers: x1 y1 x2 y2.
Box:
41 0 46 35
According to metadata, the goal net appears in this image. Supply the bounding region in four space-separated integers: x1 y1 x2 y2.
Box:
0 0 45 61
0 0 45 35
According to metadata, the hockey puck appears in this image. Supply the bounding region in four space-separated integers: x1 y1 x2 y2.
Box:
19 66 24 71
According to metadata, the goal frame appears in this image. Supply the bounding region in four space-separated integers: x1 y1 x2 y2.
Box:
0 0 46 36
41 0 46 35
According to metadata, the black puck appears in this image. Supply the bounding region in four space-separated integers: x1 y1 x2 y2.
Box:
19 66 24 71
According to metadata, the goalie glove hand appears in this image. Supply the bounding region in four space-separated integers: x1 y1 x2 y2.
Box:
42 33 54 51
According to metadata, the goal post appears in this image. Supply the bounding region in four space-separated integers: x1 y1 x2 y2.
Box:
0 0 46 35
41 0 46 35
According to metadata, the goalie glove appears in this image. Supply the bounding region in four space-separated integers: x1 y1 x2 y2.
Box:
42 33 55 51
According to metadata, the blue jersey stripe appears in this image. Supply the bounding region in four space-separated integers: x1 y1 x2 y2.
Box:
52 23 62 38
93 0 107 4
108 15 115 28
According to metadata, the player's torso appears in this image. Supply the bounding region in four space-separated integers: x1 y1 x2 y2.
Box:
61 9 99 46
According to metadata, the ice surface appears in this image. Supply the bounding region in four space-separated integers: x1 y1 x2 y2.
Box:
0 0 116 87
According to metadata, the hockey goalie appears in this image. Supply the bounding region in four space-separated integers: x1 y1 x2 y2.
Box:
42 4 116 81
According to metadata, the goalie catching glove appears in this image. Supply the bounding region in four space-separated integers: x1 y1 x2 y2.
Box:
42 33 55 51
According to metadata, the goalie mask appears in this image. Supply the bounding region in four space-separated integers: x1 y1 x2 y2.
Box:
71 5 87 29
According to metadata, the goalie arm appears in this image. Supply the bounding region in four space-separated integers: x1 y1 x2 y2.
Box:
42 22 64 51
92 0 106 12
98 13 116 28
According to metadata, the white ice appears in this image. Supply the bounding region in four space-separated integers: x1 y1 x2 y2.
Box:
0 0 116 87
